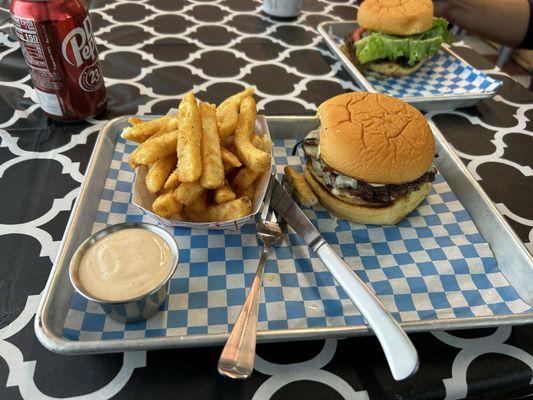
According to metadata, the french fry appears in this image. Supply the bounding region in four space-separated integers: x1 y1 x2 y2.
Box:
146 154 177 193
261 138 273 154
146 122 176 149
223 161 236 174
199 103 225 189
153 190 183 218
174 181 205 205
129 147 142 168
207 197 252 221
251 134 273 154
220 147 241 168
251 134 263 150
128 117 143 125
214 180 236 204
167 116 179 130
216 87 254 139
285 166 318 207
170 210 187 221
191 197 252 222
177 93 202 182
241 182 255 202
129 130 178 168
143 118 177 143
233 167 260 196
163 168 180 190
234 97 270 172
184 191 207 221
122 116 172 143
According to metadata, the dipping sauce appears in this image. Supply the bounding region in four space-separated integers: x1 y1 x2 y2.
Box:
78 228 173 302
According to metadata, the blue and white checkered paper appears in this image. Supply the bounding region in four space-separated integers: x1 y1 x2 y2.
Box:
364 49 502 99
62 137 532 341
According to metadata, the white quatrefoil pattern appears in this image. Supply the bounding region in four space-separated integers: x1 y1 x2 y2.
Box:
0 0 532 399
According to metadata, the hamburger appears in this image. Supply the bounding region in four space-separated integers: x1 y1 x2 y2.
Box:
347 0 451 77
303 92 436 225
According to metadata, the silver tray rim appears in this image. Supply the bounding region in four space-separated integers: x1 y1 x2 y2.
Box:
317 21 502 108
35 115 533 355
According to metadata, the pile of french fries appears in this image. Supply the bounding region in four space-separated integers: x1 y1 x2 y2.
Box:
122 88 273 223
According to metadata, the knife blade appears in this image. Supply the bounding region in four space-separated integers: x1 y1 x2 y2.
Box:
270 178 419 381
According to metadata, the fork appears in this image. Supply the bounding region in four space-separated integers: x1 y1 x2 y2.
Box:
218 175 283 379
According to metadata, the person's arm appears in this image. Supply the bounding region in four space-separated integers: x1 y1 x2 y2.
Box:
434 0 531 48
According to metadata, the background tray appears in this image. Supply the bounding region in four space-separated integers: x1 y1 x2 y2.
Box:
317 21 503 111
36 116 533 354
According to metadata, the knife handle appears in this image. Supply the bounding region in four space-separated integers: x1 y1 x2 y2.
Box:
315 243 419 381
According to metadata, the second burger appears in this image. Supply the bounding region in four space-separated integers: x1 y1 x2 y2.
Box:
303 92 436 225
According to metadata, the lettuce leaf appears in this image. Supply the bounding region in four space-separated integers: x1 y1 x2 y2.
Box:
355 18 451 65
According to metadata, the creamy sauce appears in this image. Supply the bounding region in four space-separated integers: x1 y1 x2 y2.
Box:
78 228 173 302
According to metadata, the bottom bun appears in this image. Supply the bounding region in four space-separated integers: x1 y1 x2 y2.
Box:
366 58 427 77
304 166 430 225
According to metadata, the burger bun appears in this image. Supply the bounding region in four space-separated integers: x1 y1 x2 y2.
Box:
357 0 434 36
317 92 435 184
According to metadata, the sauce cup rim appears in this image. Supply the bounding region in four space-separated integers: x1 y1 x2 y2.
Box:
69 222 179 305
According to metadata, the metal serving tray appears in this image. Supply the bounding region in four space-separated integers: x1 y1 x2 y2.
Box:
318 21 501 111
35 116 533 354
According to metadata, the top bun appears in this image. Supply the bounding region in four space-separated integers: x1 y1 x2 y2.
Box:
317 92 435 184
357 0 434 36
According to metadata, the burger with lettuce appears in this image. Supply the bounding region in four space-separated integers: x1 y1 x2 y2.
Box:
348 0 451 77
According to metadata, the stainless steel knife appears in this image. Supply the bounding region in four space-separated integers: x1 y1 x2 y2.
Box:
270 178 419 381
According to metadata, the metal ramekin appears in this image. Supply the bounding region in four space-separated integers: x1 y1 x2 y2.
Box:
69 222 179 323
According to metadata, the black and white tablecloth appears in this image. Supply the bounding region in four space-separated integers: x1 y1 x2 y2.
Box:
0 0 532 399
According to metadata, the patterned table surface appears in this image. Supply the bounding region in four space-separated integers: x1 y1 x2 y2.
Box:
0 0 532 399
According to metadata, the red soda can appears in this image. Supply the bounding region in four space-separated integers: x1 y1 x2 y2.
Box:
10 0 107 121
